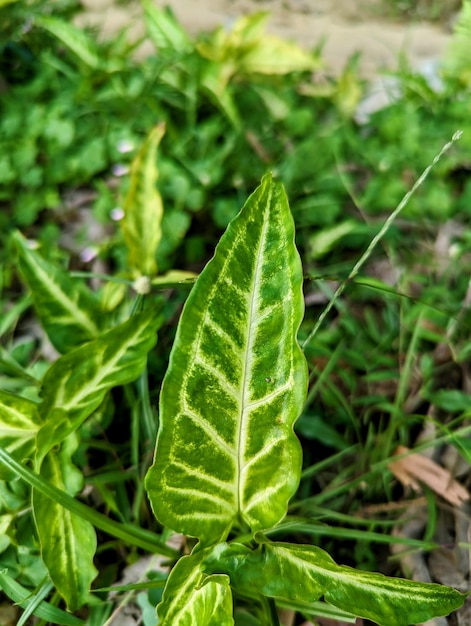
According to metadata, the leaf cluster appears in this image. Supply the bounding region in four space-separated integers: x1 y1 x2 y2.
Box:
2 2 471 625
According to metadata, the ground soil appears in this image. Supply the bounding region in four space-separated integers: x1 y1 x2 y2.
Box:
77 0 455 77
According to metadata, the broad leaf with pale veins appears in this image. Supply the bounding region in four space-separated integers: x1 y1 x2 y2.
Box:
0 390 41 480
32 436 97 611
121 123 165 277
36 307 160 465
146 174 307 545
205 541 465 626
14 231 103 353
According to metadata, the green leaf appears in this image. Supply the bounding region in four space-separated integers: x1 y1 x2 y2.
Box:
146 174 307 545
13 232 103 353
34 16 112 71
444 1 471 84
196 13 318 76
32 437 98 611
158 549 234 625
206 541 465 626
36 308 161 465
0 390 41 479
142 1 192 53
0 569 85 626
121 123 165 277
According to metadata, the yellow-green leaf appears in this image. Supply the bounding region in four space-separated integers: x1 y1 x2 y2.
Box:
158 548 234 626
14 231 103 353
0 390 41 480
36 308 161 465
146 174 307 545
32 437 97 611
121 123 165 277
206 541 465 626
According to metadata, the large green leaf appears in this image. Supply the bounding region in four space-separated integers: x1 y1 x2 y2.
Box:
13 232 103 353
0 390 41 479
158 548 234 625
205 541 465 626
36 307 161 465
146 174 307 545
32 437 97 611
121 123 165 277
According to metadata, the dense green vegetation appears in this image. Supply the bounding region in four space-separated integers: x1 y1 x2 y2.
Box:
1 1 471 624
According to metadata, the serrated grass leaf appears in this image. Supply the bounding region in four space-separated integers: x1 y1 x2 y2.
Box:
206 542 465 626
13 232 103 353
146 174 307 545
122 123 165 277
158 549 234 625
36 308 160 464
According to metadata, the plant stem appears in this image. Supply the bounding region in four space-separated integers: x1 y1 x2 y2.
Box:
302 130 463 350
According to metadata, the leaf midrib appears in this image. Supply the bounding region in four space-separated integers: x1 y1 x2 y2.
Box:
238 197 271 517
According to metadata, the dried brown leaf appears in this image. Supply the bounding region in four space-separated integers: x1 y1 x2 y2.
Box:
389 445 470 506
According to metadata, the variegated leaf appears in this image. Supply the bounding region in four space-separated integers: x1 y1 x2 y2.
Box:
14 231 103 353
121 123 165 277
36 308 160 466
0 390 41 480
146 174 307 545
32 436 97 611
158 548 233 626
205 541 465 626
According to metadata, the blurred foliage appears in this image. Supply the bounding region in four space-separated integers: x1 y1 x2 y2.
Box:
374 0 461 21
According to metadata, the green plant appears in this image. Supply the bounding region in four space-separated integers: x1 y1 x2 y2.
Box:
142 174 464 625
3 3 471 623
0 172 467 624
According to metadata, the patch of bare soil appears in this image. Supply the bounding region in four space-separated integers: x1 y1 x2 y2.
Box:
78 0 453 76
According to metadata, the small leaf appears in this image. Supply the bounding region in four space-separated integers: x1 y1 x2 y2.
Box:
0 390 41 480
36 308 160 465
197 13 318 76
121 123 166 277
151 270 197 290
240 34 319 75
13 232 103 353
146 174 307 545
34 16 112 70
158 548 234 625
142 1 192 53
32 437 98 611
206 541 465 626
